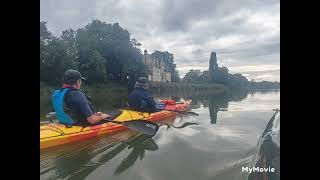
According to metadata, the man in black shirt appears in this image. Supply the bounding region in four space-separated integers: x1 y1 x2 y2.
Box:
127 77 157 113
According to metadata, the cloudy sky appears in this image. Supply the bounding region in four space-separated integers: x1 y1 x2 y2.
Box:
41 0 280 82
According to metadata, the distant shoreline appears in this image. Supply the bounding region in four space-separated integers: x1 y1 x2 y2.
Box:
40 81 279 96
40 81 279 120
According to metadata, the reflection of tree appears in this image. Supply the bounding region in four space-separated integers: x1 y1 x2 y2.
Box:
114 134 158 174
163 122 199 129
157 115 199 129
207 94 228 124
197 88 250 124
154 88 251 124
209 105 218 124
251 89 280 94
53 149 96 179
190 100 201 109
227 88 250 102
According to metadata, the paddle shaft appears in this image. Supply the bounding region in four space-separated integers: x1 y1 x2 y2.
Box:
156 109 199 116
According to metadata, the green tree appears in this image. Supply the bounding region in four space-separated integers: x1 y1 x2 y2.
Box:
40 21 52 75
183 69 201 84
40 21 52 43
171 70 181 83
212 66 229 84
40 22 76 85
61 29 79 67
76 20 147 82
198 70 210 83
226 73 249 88
40 37 76 85
79 50 107 84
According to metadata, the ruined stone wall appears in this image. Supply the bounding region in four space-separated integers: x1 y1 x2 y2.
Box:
143 50 172 82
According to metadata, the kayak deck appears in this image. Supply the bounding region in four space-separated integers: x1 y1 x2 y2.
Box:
40 100 191 149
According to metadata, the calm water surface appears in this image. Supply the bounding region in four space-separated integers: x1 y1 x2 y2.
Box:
40 89 280 180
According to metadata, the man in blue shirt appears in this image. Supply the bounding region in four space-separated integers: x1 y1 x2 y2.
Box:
52 69 110 125
127 77 157 113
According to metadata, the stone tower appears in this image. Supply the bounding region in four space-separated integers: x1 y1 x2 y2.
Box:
144 50 148 64
209 52 218 82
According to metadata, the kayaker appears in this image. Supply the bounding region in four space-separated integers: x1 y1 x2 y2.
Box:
52 69 111 125
127 77 157 113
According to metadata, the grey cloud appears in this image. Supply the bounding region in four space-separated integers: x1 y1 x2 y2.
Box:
217 42 280 61
41 0 279 81
160 0 274 32
40 0 100 35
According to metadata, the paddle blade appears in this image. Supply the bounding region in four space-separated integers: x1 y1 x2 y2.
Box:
156 109 199 116
122 120 159 136
186 111 199 116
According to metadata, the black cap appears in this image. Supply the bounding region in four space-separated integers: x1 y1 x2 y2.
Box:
135 77 148 89
137 77 147 83
63 69 86 84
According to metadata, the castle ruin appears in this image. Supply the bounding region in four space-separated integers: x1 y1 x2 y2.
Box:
143 50 171 82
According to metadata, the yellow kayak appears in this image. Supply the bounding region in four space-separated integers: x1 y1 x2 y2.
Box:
40 100 191 149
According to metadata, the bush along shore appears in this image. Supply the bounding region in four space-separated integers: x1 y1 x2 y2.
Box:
40 81 227 103
40 81 227 118
40 80 280 121
149 81 226 98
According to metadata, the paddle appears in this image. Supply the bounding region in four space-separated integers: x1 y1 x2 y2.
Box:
41 112 159 136
156 109 199 116
102 118 159 136
85 96 157 136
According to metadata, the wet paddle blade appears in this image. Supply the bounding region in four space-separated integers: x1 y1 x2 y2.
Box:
156 109 199 116
122 120 159 136
184 111 199 116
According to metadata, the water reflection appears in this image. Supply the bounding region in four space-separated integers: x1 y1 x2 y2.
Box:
40 114 200 179
40 132 157 179
114 134 158 174
40 88 280 180
41 86 279 125
154 88 257 125
163 121 199 129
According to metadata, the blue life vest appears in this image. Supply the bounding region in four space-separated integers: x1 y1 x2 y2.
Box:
52 88 75 125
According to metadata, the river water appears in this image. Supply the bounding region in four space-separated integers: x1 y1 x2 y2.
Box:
40 89 280 180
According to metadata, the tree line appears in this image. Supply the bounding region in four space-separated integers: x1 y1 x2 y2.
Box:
40 19 180 86
40 19 278 90
182 68 280 89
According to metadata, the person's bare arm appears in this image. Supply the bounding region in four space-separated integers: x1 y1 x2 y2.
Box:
87 113 111 125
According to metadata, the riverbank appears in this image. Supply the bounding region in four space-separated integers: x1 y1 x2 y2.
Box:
149 81 226 97
40 81 227 119
40 81 227 98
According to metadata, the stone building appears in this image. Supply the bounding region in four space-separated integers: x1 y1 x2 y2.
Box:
209 51 218 82
143 50 171 82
